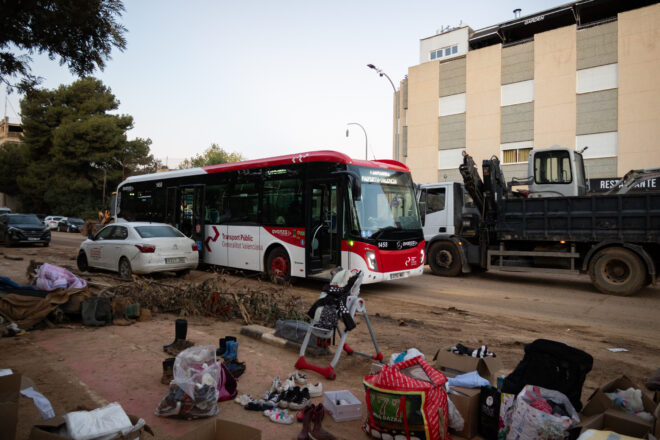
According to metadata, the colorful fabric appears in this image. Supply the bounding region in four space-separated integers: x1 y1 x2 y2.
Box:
35 263 87 291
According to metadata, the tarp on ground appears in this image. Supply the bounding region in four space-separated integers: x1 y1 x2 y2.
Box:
0 288 90 329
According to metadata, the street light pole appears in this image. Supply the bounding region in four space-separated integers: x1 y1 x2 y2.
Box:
346 122 368 160
367 64 400 161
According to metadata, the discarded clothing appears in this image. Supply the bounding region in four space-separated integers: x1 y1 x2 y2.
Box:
0 277 35 291
389 348 426 365
447 371 490 389
449 343 496 358
0 288 89 330
605 387 654 422
307 270 359 331
35 263 86 291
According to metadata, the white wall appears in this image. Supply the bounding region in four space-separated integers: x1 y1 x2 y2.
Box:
420 26 470 64
577 63 618 94
577 132 618 158
501 80 534 106
439 93 466 116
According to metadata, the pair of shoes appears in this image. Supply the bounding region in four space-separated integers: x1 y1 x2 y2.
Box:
298 404 336 440
161 357 175 385
216 336 236 357
280 386 310 410
217 336 239 361
288 370 307 385
225 359 246 378
234 394 254 406
304 382 323 397
163 319 194 356
245 400 275 411
268 408 294 424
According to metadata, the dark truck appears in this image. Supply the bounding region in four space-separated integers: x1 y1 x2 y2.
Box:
417 146 660 296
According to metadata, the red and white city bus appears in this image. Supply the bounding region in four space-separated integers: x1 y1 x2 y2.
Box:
115 151 425 283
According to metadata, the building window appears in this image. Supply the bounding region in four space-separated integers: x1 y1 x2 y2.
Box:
501 142 533 164
429 45 458 61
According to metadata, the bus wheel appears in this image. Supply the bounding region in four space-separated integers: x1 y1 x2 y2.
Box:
267 247 290 284
589 247 645 296
428 242 461 277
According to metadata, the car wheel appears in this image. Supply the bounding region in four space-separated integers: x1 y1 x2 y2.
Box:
118 257 133 280
428 241 462 277
77 251 89 272
266 246 291 284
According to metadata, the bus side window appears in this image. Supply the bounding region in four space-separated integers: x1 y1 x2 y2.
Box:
263 177 303 226
205 184 229 224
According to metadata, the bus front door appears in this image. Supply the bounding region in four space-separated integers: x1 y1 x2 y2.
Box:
171 185 205 257
307 180 340 279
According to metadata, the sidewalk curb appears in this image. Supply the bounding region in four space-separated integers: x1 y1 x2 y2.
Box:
240 325 328 357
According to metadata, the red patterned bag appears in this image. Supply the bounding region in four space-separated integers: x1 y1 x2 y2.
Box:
363 356 450 440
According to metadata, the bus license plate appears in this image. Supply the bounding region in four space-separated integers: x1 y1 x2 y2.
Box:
390 272 407 280
165 257 185 264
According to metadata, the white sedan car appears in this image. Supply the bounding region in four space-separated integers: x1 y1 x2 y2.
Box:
77 222 199 279
44 216 64 230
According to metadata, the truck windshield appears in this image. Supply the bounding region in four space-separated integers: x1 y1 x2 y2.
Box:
348 166 421 239
534 150 573 184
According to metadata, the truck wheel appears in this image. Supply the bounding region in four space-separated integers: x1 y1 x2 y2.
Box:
428 242 461 277
266 247 290 284
589 247 645 296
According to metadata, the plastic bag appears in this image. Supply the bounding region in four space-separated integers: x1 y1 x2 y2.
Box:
155 345 220 419
506 385 580 440
65 402 132 440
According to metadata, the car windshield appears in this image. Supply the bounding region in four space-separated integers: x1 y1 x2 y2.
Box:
9 215 43 225
69 218 84 224
135 225 184 238
348 166 422 239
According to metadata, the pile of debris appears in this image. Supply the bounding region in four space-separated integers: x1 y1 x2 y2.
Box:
107 274 308 327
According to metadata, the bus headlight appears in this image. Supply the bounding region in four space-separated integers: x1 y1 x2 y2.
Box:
365 250 378 271
420 248 425 265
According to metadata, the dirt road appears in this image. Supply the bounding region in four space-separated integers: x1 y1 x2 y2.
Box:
1 236 659 439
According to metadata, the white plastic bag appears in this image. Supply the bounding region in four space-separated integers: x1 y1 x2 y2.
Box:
506 385 580 440
65 402 132 440
155 345 220 419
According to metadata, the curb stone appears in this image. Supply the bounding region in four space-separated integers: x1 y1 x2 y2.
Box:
240 325 328 357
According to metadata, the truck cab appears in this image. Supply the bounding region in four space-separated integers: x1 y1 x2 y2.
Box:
527 147 587 198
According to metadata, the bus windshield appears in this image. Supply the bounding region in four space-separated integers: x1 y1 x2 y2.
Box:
349 166 421 239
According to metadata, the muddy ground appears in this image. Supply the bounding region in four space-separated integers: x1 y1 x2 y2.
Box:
1 233 659 439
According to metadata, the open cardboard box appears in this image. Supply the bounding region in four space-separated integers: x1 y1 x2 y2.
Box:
575 408 654 439
0 373 21 440
433 350 503 439
177 418 261 440
581 375 660 439
29 414 153 440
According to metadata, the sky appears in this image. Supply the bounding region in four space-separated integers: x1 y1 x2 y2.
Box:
4 0 568 168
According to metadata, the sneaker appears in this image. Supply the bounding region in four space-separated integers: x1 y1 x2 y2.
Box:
288 370 307 385
304 382 323 398
269 409 294 424
270 375 282 393
280 377 295 392
267 390 284 405
279 386 299 408
289 387 310 410
234 394 253 406
263 408 279 417
245 401 275 411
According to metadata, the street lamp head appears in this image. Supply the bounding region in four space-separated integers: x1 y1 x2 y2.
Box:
367 64 376 69
345 129 349 137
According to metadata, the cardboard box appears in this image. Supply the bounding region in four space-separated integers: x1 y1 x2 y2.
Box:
576 409 653 438
433 351 503 439
0 373 21 440
324 390 362 422
179 418 261 440
29 414 153 440
433 350 503 387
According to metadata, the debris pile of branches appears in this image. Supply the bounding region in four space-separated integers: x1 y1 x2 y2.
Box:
105 275 307 327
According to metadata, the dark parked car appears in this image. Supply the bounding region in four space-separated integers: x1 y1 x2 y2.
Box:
0 213 51 246
58 217 85 232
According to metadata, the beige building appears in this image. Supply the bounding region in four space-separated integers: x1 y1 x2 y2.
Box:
396 0 660 189
0 116 23 145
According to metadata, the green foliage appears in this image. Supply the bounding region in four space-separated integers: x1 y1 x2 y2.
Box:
15 77 153 215
179 144 245 169
1 0 127 91
0 142 29 195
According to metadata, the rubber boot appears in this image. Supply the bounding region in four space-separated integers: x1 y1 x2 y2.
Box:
81 298 105 326
297 404 315 440
221 340 238 362
309 404 336 440
216 335 236 357
163 319 187 351
161 357 175 384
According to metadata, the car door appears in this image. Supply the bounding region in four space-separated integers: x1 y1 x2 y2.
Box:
87 226 116 269
107 225 133 271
